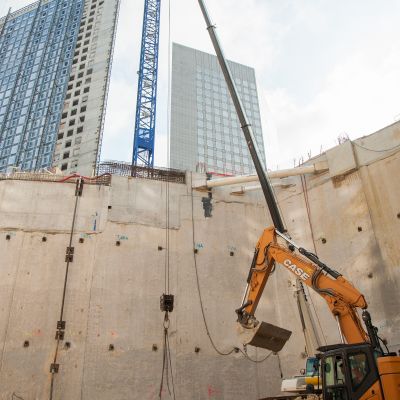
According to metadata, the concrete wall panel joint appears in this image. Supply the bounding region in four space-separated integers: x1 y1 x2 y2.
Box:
326 141 357 179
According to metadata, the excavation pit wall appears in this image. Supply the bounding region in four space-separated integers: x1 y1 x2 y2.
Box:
0 141 400 399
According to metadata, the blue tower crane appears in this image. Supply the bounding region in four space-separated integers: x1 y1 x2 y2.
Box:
132 0 161 168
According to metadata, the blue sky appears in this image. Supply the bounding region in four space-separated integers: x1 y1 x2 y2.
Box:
2 0 400 169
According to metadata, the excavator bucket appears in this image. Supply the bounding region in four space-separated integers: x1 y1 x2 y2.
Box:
237 321 292 352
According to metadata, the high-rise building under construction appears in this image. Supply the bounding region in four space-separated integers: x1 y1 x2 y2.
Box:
0 0 119 175
170 43 266 175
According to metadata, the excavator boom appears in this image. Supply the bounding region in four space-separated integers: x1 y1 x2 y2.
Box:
237 227 369 350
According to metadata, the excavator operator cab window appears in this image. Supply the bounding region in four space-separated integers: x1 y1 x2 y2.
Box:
306 357 319 377
348 352 369 390
322 345 380 400
323 354 349 400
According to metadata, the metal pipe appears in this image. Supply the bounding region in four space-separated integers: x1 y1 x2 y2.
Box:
336 316 345 344
203 164 324 189
231 181 296 195
275 230 300 250
240 284 250 308
198 0 285 232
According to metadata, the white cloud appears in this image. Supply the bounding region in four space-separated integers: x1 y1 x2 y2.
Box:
262 37 400 168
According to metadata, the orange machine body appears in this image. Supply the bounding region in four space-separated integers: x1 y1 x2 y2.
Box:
377 356 400 399
240 226 400 400
245 227 368 345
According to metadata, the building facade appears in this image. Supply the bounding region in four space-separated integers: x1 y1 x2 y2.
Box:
0 0 119 175
170 43 266 175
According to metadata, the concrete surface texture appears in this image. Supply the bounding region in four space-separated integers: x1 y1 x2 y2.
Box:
0 122 399 399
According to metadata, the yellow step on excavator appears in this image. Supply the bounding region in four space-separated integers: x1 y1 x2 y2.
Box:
197 1 400 399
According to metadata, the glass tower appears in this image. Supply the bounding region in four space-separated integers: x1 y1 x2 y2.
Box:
0 0 84 172
170 43 266 176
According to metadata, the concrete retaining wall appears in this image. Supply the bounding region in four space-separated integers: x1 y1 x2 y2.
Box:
0 128 399 399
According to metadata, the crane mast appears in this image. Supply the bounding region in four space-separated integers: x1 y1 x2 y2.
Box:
132 0 161 168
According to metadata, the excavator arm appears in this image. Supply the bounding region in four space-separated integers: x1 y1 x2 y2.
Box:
236 226 370 351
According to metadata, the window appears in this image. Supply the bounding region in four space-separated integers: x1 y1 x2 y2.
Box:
65 141 71 148
63 152 69 159
62 112 67 119
77 126 83 134
78 72 84 78
74 90 80 96
79 116 85 123
71 109 77 116
80 106 87 112
69 119 75 126
83 87 89 93
86 68 93 75
324 355 348 400
61 163 68 171
348 353 369 390
73 99 79 106
67 129 73 137
57 133 64 140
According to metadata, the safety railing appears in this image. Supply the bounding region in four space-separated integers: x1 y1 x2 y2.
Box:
98 160 186 184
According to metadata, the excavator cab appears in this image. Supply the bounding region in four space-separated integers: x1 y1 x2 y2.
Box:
319 343 383 400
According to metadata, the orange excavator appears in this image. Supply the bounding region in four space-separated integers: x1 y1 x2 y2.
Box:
235 226 400 399
197 1 400 399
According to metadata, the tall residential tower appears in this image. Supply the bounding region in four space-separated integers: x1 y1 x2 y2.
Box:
170 43 266 175
0 0 119 175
